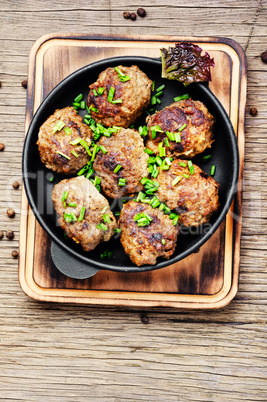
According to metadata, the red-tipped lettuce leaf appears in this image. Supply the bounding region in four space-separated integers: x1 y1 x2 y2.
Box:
161 42 215 86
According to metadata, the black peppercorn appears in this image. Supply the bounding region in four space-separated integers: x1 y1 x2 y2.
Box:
137 8 146 17
250 107 258 116
141 314 149 324
0 230 3 240
11 250 19 259
12 181 20 189
123 11 130 19
7 208 15 218
6 230 14 240
21 80 27 89
0 143 5 152
130 12 136 21
261 51 267 63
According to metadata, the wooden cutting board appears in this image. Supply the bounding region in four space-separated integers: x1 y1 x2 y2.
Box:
19 34 246 309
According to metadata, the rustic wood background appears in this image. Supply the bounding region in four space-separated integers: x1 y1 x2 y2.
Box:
0 1 266 400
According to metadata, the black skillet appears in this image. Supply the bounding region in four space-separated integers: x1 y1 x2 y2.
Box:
22 56 239 279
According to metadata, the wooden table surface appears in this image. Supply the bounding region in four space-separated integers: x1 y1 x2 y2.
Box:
0 1 266 400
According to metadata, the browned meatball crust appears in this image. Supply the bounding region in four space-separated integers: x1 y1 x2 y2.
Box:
155 159 220 227
93 128 149 199
146 99 215 158
52 176 117 252
37 107 93 175
119 201 179 266
87 65 152 128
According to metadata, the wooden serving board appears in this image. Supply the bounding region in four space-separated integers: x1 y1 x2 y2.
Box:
19 34 246 309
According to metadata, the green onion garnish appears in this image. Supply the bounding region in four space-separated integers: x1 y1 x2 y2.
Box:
96 223 108 231
61 191 69 203
114 164 122 174
156 98 161 104
172 176 181 186
202 155 211 161
144 148 154 155
166 131 175 141
183 174 190 179
134 212 153 227
164 138 170 147
80 101 86 109
103 214 111 223
156 156 163 166
68 202 77 208
188 160 194 175
91 144 99 161
56 151 70 160
89 105 99 113
107 87 115 102
172 215 179 225
93 89 98 97
78 206 86 221
152 81 155 91
174 132 181 143
98 87 105 95
74 93 83 103
179 123 187 132
114 228 121 233
162 239 166 245
52 120 65 134
156 84 165 92
210 165 216 176
179 161 187 168
118 178 127 186
71 150 79 158
112 99 123 104
73 102 80 108
49 175 55 182
169 213 177 219
136 191 146 202
139 126 148 137
114 67 131 82
64 127 72 135
151 96 157 105
70 138 82 146
173 94 190 102
99 145 108 154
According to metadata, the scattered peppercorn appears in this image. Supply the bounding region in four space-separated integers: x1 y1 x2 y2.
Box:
137 8 146 17
261 51 267 63
12 181 20 189
21 80 27 89
141 314 149 324
6 230 14 240
123 11 130 19
7 208 15 218
11 250 19 259
130 12 136 21
250 107 258 116
0 230 3 240
0 143 5 152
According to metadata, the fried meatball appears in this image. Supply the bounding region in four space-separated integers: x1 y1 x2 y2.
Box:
52 176 117 252
155 159 220 227
87 65 152 127
37 107 93 175
93 128 149 199
119 201 179 266
146 99 215 158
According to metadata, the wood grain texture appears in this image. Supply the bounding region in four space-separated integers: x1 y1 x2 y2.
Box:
0 1 266 401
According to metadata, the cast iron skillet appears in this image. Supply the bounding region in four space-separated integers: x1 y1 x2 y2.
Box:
23 56 239 278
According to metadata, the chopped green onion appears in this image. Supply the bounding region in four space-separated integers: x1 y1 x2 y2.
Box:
64 127 72 135
103 214 111 223
80 101 86 109
114 164 122 174
159 147 166 157
174 132 181 143
70 138 82 146
159 203 165 211
49 175 55 182
93 176 101 186
114 211 121 217
98 87 105 95
52 120 65 134
151 96 157 105
179 123 187 132
160 165 169 170
188 160 194 175
141 198 151 203
155 91 163 98
74 93 83 103
114 67 131 82
165 157 172 166
210 165 216 176
162 239 166 245
136 191 146 202
89 105 99 113
91 144 99 161
118 178 127 186
112 99 123 104
78 207 85 221
152 81 155 91
147 157 156 164
68 202 77 208
172 176 181 186
164 138 170 147
156 98 161 104
169 213 177 219
140 177 149 185
172 215 179 225
144 148 154 155
183 174 190 179
151 197 160 208
166 131 175 141
114 228 121 233
139 126 148 137
156 156 163 166
80 139 92 156
56 151 70 160
179 161 187 168
202 154 211 161
173 94 190 102
71 150 79 158
156 84 165 92
107 87 115 102
61 191 69 203
93 89 98 97
96 223 108 231
84 118 90 125
99 145 108 154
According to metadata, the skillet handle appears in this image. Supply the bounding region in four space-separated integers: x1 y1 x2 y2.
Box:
51 241 100 279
